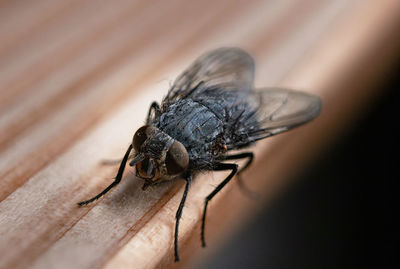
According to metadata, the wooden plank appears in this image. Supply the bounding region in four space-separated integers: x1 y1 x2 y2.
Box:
0 0 399 268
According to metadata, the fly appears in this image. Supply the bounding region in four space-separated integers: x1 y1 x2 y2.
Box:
78 48 322 262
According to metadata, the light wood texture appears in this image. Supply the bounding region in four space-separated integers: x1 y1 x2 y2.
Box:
0 1 399 268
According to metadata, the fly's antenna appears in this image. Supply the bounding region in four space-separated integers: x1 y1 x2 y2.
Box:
78 144 136 206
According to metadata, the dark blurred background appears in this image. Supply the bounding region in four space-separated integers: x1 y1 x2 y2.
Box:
198 61 399 268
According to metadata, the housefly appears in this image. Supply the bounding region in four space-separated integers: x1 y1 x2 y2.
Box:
78 48 321 261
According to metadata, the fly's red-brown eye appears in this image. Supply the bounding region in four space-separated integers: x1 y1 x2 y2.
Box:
165 141 189 175
133 125 150 151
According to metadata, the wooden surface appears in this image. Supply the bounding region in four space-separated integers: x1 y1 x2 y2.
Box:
0 0 399 268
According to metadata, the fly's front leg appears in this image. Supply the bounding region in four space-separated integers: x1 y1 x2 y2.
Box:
78 144 133 206
100 153 135 166
146 101 161 125
201 162 238 247
220 152 259 199
174 172 192 262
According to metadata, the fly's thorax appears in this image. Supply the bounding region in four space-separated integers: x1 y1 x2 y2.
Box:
131 125 189 186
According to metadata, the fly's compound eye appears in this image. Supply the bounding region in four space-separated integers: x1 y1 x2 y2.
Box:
133 125 154 151
165 141 189 175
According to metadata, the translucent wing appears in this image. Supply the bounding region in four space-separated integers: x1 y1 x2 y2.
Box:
162 47 254 108
228 88 321 149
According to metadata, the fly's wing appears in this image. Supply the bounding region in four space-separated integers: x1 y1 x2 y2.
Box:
229 88 321 149
162 47 254 108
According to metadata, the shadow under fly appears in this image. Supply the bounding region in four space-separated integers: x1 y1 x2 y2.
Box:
78 47 321 262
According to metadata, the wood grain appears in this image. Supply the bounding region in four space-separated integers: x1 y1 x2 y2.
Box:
0 0 399 268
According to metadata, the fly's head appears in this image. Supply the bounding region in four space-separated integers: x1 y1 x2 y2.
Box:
131 125 189 189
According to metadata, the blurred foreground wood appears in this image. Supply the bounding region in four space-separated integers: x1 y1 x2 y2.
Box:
0 0 399 268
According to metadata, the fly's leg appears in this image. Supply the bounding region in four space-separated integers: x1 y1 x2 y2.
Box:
101 102 160 165
201 163 238 247
221 152 253 173
146 101 161 125
174 172 192 262
220 152 259 199
77 145 133 206
100 154 135 166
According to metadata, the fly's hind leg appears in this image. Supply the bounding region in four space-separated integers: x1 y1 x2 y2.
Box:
219 152 259 199
222 152 253 172
201 162 238 247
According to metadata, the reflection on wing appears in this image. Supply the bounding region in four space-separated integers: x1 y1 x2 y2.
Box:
163 47 255 107
229 88 321 149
